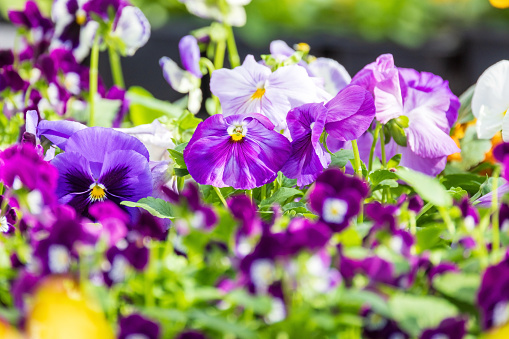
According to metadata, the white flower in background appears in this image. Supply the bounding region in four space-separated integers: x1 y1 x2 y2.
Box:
472 60 509 141
111 6 151 56
179 0 252 27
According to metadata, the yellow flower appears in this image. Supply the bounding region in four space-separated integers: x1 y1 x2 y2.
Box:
0 318 24 339
490 0 509 8
25 276 114 339
484 322 509 338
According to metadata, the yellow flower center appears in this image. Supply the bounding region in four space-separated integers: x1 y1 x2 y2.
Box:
296 42 310 53
89 184 106 202
76 10 86 25
230 125 245 142
251 87 265 100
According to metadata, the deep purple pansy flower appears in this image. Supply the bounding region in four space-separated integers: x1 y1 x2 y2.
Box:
362 309 410 339
184 113 291 189
176 330 208 339
118 314 160 339
103 240 149 286
309 168 369 233
420 317 466 339
0 195 18 235
365 201 398 232
478 254 509 330
50 127 152 218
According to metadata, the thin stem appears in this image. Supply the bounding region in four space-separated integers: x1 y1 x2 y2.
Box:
379 125 387 168
438 206 455 235
88 34 100 127
213 186 228 208
24 85 33 108
409 212 417 235
145 242 156 307
248 189 253 202
368 124 381 172
224 24 240 68
108 45 125 88
199 57 216 75
351 139 362 177
261 184 267 201
213 39 226 71
492 166 501 254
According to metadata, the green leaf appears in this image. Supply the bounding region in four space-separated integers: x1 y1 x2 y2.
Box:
369 169 398 186
396 167 452 207
330 149 355 168
168 149 186 168
260 187 303 207
174 168 189 177
127 86 183 125
415 225 445 251
389 294 458 337
189 310 256 339
140 307 187 323
226 289 272 314
441 173 486 196
432 272 480 305
339 289 391 318
174 142 188 153
387 154 401 168
178 110 202 130
457 84 475 124
121 197 174 219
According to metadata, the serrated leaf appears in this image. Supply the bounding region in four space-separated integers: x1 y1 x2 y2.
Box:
432 272 480 305
330 149 355 168
370 169 398 186
396 168 452 207
121 197 174 219
260 187 303 207
168 149 186 168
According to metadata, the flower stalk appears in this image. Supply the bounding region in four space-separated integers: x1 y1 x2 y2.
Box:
88 34 100 127
108 45 125 88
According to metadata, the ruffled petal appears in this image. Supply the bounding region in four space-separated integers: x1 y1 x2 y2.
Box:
36 119 87 150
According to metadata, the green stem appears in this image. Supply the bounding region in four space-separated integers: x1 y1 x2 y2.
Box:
224 24 240 68
213 186 228 208
213 38 226 71
88 34 100 127
248 189 253 202
108 45 125 88
438 206 455 235
199 57 216 75
368 124 381 172
145 243 156 307
492 166 501 254
379 125 387 168
261 184 267 201
24 85 33 108
351 139 362 177
13 33 19 68
409 212 417 235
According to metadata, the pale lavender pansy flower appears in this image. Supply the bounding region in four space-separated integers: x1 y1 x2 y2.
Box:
184 113 291 189
110 6 151 56
210 54 330 132
160 35 202 114
179 0 252 27
351 53 403 124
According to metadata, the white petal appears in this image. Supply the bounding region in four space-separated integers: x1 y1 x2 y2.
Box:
472 60 509 119
502 110 509 142
188 88 202 114
477 104 504 139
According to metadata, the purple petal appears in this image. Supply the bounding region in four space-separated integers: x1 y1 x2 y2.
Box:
324 85 375 141
37 119 87 150
179 35 202 78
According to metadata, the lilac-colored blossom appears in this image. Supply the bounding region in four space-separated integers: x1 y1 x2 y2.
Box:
179 35 202 78
210 54 329 131
118 314 160 339
309 168 369 233
184 113 291 190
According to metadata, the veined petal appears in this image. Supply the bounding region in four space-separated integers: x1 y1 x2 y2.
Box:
159 57 197 94
324 85 375 141
99 150 152 206
37 119 87 150
113 6 150 56
373 70 403 124
51 151 95 214
307 58 351 96
472 60 509 119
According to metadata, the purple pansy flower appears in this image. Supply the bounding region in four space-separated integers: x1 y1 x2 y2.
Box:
103 239 149 286
184 113 291 189
210 54 330 131
49 126 152 218
281 103 330 187
0 196 18 235
118 314 160 339
365 201 398 232
309 168 369 233
420 317 466 339
179 35 202 79
362 309 410 339
176 330 208 339
478 254 509 330
228 194 262 257
8 1 53 39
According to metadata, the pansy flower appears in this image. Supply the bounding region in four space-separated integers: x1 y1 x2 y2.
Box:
179 0 252 27
420 317 466 339
184 113 291 189
210 54 330 131
309 168 369 233
50 126 153 218
478 254 509 330
110 6 151 56
118 314 160 339
160 35 203 113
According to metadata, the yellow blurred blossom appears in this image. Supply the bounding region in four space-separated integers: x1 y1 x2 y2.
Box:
25 276 114 339
484 322 509 338
0 318 24 339
490 0 509 9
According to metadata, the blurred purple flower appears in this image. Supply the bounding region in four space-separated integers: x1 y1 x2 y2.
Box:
0 195 18 235
210 54 329 131
179 35 202 78
478 254 509 330
309 168 369 233
420 317 466 339
8 1 53 38
365 201 398 232
103 240 149 286
184 113 291 189
118 313 160 339
176 330 208 339
362 309 410 339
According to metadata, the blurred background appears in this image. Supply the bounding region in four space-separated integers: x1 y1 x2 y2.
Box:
1 0 509 101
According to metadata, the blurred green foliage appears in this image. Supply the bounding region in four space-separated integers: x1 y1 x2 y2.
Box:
1 0 509 47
